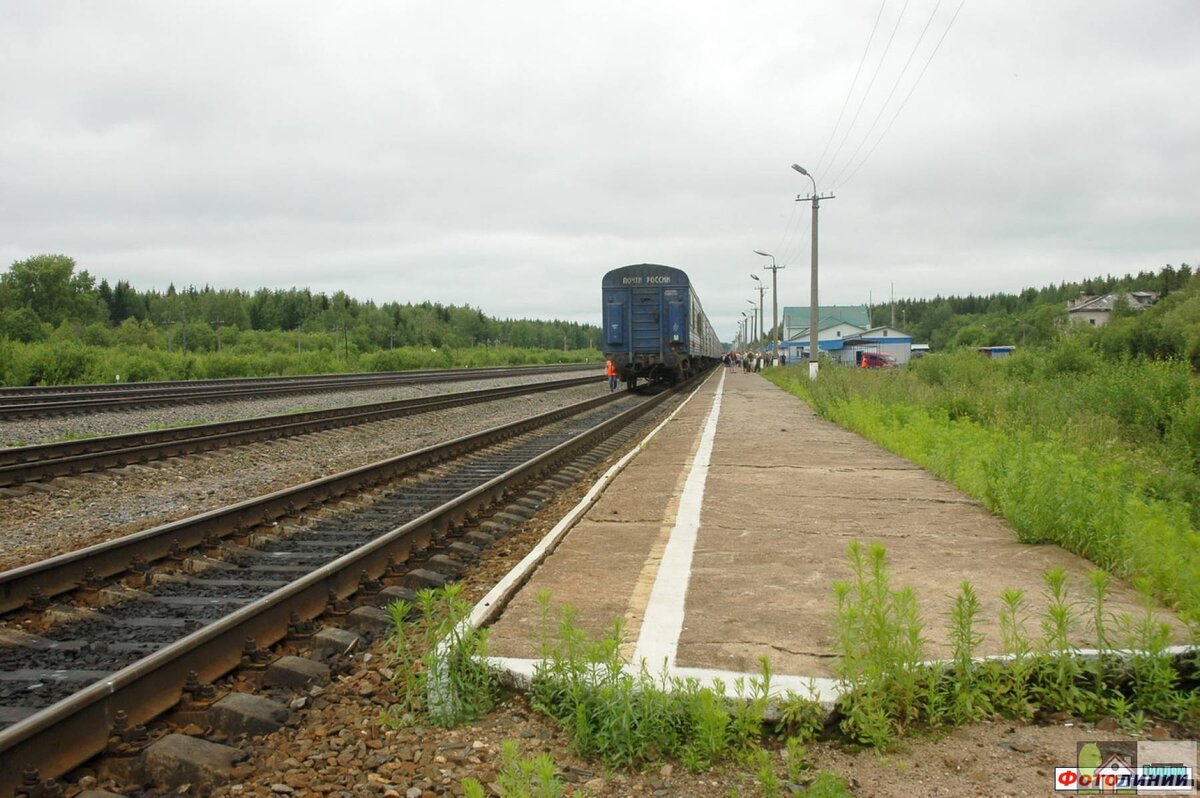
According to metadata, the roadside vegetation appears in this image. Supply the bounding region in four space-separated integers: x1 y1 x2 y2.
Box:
382 585 851 795
383 575 1195 792
0 254 600 385
832 541 1196 748
766 337 1200 623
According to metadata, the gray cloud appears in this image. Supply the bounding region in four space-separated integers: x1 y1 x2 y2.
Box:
1 1 1197 341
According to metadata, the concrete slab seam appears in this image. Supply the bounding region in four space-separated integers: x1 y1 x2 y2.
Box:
632 368 724 669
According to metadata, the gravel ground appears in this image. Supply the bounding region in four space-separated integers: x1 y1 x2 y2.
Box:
0 370 602 448
0 381 614 572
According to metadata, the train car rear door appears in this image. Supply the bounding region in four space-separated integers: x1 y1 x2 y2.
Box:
666 292 686 344
603 292 627 350
630 287 661 353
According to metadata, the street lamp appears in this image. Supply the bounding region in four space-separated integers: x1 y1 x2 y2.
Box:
746 300 757 342
791 163 834 380
750 274 765 346
753 250 784 363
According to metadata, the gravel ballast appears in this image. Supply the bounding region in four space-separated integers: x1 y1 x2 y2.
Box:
0 381 611 572
0 371 602 448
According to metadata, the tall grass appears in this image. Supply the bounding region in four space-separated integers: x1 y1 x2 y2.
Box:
766 344 1200 621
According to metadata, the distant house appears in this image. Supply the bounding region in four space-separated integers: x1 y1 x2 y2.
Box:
1067 291 1158 327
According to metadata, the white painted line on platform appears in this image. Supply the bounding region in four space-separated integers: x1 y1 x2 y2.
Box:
461 368 847 714
632 368 725 668
468 370 717 631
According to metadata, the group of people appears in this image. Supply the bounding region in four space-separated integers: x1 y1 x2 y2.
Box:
723 351 784 372
604 351 784 391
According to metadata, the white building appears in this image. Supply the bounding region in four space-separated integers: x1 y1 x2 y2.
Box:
1067 291 1157 327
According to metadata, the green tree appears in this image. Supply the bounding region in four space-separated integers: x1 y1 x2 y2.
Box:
0 307 46 342
1 254 105 325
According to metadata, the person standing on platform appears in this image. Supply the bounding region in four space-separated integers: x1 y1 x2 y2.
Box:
605 358 618 391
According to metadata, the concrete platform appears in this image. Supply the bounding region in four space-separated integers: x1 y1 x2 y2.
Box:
476 369 1182 700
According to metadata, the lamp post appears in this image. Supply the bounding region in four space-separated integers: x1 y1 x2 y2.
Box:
750 274 766 346
753 250 784 363
740 312 749 349
791 163 835 380
746 300 758 342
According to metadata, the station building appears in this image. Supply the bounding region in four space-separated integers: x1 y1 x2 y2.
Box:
779 305 915 365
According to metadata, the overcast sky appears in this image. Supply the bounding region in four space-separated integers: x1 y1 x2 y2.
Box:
1 2 1197 340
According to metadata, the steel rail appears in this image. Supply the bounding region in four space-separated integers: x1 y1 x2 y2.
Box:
0 377 681 793
0 389 628 614
0 374 601 486
0 363 595 399
0 364 597 418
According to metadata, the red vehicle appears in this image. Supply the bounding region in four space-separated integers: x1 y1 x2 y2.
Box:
857 351 896 369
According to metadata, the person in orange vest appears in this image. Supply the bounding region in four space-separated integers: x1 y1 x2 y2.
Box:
605 358 618 391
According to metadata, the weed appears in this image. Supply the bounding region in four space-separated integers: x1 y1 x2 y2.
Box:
528 595 773 770
1119 580 1187 718
799 772 855 797
828 543 1192 747
381 583 500 728
991 587 1033 719
946 581 989 724
833 541 927 747
1030 567 1091 715
461 741 565 798
749 748 781 797
784 737 810 783
775 684 825 741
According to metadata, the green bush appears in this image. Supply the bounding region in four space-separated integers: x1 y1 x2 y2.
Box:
0 338 600 386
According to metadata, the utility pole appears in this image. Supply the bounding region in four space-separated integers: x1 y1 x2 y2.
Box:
751 276 766 344
792 164 835 380
753 251 784 363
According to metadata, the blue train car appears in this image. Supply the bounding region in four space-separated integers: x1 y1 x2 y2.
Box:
601 264 721 388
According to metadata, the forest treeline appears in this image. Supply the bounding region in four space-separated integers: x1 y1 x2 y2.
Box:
1 254 1199 385
0 254 600 352
871 262 1196 356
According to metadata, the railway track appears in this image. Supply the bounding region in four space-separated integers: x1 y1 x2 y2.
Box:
0 372 697 794
0 363 597 419
0 374 600 488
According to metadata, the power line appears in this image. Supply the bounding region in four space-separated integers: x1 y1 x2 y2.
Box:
817 0 912 185
831 0 968 192
825 0 944 190
812 0 889 179
773 197 802 260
